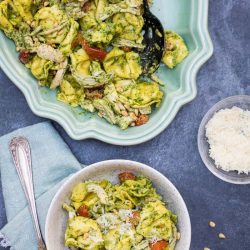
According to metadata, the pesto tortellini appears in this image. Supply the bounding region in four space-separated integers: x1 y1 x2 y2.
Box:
65 217 104 249
34 5 72 44
14 0 33 22
95 0 142 21
70 48 113 88
104 224 142 250
57 79 85 107
0 0 189 129
59 18 79 55
79 2 97 30
63 173 179 250
162 30 189 69
116 80 163 108
0 0 32 34
29 55 55 85
0 1 14 34
112 12 144 48
137 200 177 240
103 48 142 79
84 21 116 46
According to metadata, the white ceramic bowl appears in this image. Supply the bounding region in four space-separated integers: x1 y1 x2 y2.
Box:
45 160 191 250
198 95 250 184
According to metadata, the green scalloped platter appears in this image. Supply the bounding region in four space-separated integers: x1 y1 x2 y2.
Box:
0 0 213 145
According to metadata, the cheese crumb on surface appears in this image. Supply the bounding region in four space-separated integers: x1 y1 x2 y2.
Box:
206 107 250 174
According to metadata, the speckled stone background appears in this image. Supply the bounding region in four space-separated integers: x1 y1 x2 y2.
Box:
0 0 250 249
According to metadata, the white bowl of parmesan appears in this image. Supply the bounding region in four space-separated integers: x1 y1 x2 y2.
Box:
198 95 250 184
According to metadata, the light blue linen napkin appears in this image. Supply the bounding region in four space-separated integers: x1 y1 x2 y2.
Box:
0 122 82 249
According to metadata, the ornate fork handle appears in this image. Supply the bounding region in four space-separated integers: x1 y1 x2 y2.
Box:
9 137 47 250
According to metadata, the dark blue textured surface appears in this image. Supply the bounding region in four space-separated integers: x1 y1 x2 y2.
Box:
1 1 250 249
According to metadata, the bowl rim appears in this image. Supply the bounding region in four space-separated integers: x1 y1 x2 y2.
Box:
45 159 192 249
197 95 250 184
0 0 213 145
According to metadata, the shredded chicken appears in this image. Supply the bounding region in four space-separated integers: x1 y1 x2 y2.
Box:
37 44 65 63
50 59 68 89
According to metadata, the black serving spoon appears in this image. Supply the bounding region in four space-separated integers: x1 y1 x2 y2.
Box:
138 0 165 75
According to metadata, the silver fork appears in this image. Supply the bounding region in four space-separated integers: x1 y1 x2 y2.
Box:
9 137 47 250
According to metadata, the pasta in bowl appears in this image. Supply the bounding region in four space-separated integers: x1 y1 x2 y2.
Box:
63 173 179 250
45 160 191 250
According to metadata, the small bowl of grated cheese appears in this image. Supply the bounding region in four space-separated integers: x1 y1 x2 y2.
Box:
198 95 250 184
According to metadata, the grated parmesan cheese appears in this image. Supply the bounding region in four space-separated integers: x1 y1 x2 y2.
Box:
205 106 250 173
118 209 133 220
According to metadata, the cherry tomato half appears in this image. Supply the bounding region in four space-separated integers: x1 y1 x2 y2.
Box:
19 50 31 64
118 172 136 183
77 205 89 217
150 240 168 250
72 34 107 61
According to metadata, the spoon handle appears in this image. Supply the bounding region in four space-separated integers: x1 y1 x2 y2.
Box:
9 137 46 250
143 0 149 9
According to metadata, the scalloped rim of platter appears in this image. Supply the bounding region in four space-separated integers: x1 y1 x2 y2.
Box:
0 0 213 145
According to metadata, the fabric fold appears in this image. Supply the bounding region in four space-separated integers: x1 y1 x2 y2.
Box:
0 122 82 249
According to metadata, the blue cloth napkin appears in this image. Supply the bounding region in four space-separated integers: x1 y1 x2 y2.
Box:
0 122 82 249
